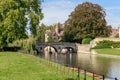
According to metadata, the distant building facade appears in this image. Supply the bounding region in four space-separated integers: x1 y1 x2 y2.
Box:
110 28 118 38
119 25 120 38
110 25 120 38
45 23 64 42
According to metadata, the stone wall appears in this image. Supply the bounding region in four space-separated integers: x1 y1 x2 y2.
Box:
76 44 91 53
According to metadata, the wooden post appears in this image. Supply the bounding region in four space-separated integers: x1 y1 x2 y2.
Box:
103 75 105 80
78 67 80 80
84 70 86 80
93 72 94 80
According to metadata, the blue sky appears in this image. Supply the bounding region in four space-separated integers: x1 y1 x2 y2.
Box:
41 0 120 28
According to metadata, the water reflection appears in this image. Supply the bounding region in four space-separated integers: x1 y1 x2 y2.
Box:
40 52 120 79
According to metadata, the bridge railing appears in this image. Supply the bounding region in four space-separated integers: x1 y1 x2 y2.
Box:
36 41 76 45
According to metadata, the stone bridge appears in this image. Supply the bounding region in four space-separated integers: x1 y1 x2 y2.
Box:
36 42 77 54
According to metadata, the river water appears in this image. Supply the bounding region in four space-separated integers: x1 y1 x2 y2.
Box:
40 52 120 79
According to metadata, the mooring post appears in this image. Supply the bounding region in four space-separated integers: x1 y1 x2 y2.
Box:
78 67 80 80
103 75 105 80
115 78 118 80
84 70 86 80
93 72 94 80
67 65 69 78
72 66 74 79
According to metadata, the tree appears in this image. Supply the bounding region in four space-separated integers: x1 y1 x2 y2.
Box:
48 34 54 42
63 2 111 43
36 24 46 42
0 0 43 46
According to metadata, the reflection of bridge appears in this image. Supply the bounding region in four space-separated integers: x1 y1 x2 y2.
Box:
36 42 77 54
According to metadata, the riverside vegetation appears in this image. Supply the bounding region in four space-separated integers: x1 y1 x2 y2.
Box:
93 40 120 56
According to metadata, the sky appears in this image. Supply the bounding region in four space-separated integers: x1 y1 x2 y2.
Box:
41 0 120 28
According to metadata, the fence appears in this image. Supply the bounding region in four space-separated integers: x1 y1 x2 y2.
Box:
38 56 118 80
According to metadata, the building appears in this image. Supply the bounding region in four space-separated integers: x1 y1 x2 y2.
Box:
110 25 120 38
110 28 118 38
118 25 120 38
45 23 64 42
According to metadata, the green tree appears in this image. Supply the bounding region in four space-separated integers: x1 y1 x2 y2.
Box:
36 24 56 42
36 24 46 42
48 34 54 42
82 38 92 44
0 0 43 46
63 2 111 43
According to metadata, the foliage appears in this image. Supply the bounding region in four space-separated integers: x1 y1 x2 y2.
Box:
36 24 56 42
48 34 54 42
0 0 43 46
115 33 119 38
9 37 36 54
82 38 92 44
93 40 120 49
2 46 20 51
63 2 111 43
112 42 120 48
46 25 56 30
92 44 111 49
36 24 46 42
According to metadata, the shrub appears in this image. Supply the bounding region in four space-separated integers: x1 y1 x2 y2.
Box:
2 47 21 51
92 44 111 49
112 42 120 48
82 38 92 44
9 37 36 54
93 40 120 49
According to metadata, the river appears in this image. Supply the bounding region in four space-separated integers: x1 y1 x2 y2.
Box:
39 52 120 79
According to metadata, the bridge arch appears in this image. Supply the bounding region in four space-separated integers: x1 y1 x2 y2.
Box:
36 42 77 54
61 47 75 54
44 46 58 54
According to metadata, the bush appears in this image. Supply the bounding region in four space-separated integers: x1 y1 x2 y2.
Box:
82 38 92 44
92 44 111 49
112 42 120 48
2 47 21 51
93 40 120 49
9 37 36 54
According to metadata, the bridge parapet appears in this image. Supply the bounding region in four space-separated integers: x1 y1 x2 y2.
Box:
36 42 77 54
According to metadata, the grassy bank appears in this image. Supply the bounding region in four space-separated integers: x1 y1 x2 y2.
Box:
94 48 120 56
0 52 97 80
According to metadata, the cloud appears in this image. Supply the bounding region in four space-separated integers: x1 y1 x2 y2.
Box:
41 0 76 25
106 6 120 11
106 15 120 28
105 6 120 27
41 1 120 28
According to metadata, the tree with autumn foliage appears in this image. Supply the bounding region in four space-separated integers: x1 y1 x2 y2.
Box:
63 2 111 43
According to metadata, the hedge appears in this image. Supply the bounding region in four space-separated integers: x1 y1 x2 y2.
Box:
93 40 120 49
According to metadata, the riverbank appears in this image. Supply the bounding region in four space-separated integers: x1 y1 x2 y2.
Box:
0 52 69 80
0 52 97 80
93 48 120 55
90 49 120 59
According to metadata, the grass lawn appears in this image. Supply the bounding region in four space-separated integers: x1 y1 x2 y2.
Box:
95 48 120 56
0 52 97 80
